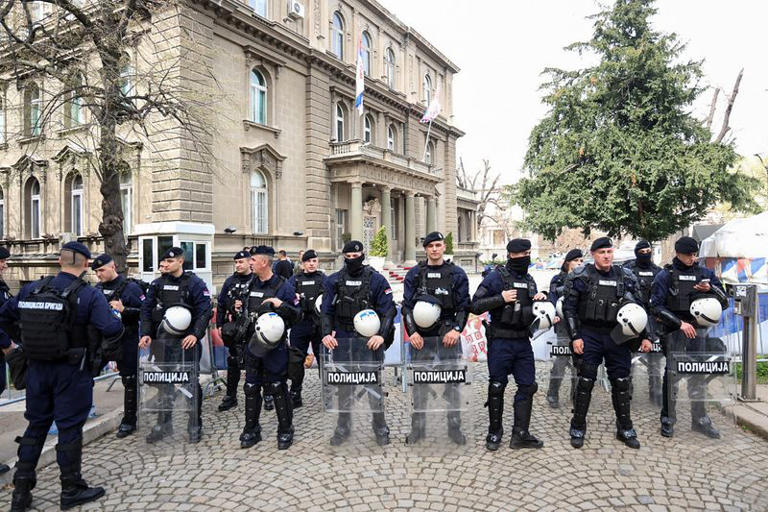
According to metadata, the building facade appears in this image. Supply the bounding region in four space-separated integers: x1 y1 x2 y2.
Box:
0 0 473 291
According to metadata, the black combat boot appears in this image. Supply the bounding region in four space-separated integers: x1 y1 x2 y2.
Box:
218 357 240 411
510 384 544 449
569 377 594 449
691 402 720 439
485 381 505 451
447 411 466 445
330 413 351 446
546 379 561 409
270 382 295 450
57 439 105 510
372 412 390 446
240 383 263 448
406 412 426 445
116 375 138 438
145 410 173 444
10 463 36 512
611 377 640 449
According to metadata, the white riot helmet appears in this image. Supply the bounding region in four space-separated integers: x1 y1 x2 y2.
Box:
353 309 380 338
413 299 442 330
314 294 323 314
532 301 556 331
556 297 565 319
248 312 286 356
160 306 192 336
616 302 648 336
690 297 722 327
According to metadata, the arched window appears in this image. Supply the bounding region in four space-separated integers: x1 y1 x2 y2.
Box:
423 73 432 105
249 69 267 125
386 124 396 151
425 141 434 165
69 73 84 127
0 187 4 239
331 12 344 60
361 31 372 76
384 48 396 89
363 114 374 144
25 178 41 239
250 170 268 234
70 174 84 236
120 52 133 97
25 83 41 137
120 169 132 235
334 102 346 141
249 0 267 17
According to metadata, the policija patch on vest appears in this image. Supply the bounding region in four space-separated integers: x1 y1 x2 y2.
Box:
598 280 618 287
676 359 730 375
550 345 572 356
142 370 192 384
325 371 379 385
412 369 467 384
18 300 64 311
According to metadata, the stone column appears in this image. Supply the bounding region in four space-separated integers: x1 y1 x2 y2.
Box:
380 186 393 265
404 192 416 264
349 181 363 242
426 196 437 233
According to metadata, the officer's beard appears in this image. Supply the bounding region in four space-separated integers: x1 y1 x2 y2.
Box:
506 256 530 275
636 253 652 268
344 255 365 275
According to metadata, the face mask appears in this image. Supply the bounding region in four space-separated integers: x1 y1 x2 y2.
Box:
636 252 652 267
345 255 365 274
506 256 531 274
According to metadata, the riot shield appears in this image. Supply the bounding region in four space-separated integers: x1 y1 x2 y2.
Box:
138 335 201 447
540 339 578 412
404 336 472 449
321 337 388 452
630 340 665 408
663 328 737 439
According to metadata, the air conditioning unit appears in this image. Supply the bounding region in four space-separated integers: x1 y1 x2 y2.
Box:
288 0 305 19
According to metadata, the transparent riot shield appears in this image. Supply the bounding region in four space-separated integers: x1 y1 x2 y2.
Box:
138 335 201 448
540 340 578 413
321 337 388 453
663 329 737 439
403 336 472 449
630 340 665 409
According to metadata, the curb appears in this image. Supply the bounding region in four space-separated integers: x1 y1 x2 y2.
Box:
732 405 768 441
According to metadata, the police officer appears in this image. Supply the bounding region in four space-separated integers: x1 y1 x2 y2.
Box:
563 237 652 449
0 246 12 475
92 254 145 438
471 238 546 451
402 231 470 445
623 240 664 406
321 240 396 446
286 249 327 408
546 248 584 408
650 236 729 438
216 250 253 412
0 242 124 511
239 245 299 450
139 247 211 444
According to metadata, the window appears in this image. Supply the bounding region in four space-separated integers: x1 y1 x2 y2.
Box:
0 187 4 239
249 0 267 17
331 12 344 59
120 53 133 97
390 198 397 240
384 48 396 88
425 141 434 165
386 124 396 151
334 102 346 141
120 169 132 235
250 170 268 234
25 178 41 239
336 209 348 248
363 115 373 144
68 73 84 127
249 69 267 125
361 31 372 76
142 238 154 272
25 83 41 137
70 174 84 236
423 73 432 105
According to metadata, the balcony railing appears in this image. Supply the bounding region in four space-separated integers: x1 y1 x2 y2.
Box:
328 139 439 177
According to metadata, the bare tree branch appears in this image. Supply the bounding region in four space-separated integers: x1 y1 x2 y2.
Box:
714 68 743 144
704 87 719 131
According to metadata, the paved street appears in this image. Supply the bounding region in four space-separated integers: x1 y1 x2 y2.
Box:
2 362 767 512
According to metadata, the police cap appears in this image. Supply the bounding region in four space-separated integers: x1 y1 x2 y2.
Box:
422 231 445 247
233 250 250 260
302 249 317 262
251 245 275 256
342 240 364 253
674 236 699 254
590 237 613 252
506 238 531 253
160 246 184 261
91 253 113 270
61 241 92 259
0 246 9 260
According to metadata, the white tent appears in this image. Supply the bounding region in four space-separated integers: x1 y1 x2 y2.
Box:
699 212 768 259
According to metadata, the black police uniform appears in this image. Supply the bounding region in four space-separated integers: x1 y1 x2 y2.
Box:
401 254 470 445
650 257 728 438
94 269 145 437
563 259 647 449
0 243 123 511
623 257 663 405
471 260 544 450
286 267 328 407
320 250 396 446
140 264 211 444
239 271 299 450
546 270 578 407
216 256 253 412
0 262 12 476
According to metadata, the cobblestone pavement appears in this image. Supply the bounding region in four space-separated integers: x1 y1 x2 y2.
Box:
2 362 767 512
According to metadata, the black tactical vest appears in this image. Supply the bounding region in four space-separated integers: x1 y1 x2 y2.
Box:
0 280 11 303
246 276 286 314
496 267 536 329
576 265 625 324
664 264 705 313
150 273 193 323
295 271 325 314
224 274 253 313
334 266 373 327
417 262 455 314
626 261 660 305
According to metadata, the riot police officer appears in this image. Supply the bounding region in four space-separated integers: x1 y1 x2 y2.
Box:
216 250 254 412
286 249 327 408
471 238 546 451
402 231 470 445
546 248 584 408
321 240 396 446
563 237 652 449
623 240 664 405
92 254 145 438
0 242 124 511
0 246 12 475
239 245 299 450
139 247 212 444
650 236 729 438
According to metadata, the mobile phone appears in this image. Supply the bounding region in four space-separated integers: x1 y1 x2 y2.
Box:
700 279 710 285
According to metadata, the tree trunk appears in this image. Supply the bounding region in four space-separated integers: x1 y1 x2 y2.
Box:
98 120 129 273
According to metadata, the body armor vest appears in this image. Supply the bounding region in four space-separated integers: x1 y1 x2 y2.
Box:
295 271 325 314
246 276 285 314
150 273 193 324
664 264 705 313
496 267 536 329
334 266 373 327
576 265 625 324
416 262 455 316
626 261 660 306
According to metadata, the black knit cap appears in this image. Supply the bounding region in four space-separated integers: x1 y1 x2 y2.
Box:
674 236 699 254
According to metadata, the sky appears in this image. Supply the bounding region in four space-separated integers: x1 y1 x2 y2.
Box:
380 0 768 184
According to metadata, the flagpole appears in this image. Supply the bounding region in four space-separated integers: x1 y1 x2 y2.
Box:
422 118 433 162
